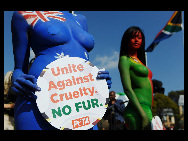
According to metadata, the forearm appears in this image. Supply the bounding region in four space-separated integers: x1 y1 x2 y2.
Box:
114 103 124 114
125 89 146 117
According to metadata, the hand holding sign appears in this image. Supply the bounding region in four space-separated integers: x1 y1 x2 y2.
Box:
35 57 109 130
12 73 40 99
97 70 112 89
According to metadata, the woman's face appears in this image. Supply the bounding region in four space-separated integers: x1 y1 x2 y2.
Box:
128 31 142 49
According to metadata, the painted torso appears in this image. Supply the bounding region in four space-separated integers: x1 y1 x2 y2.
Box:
128 56 153 106
15 11 95 78
12 11 95 130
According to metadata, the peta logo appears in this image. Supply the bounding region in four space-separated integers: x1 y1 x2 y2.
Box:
72 116 90 129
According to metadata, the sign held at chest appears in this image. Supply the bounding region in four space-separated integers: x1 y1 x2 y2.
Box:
35 56 109 130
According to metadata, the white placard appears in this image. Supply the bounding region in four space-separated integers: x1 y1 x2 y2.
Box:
35 57 109 130
151 116 164 130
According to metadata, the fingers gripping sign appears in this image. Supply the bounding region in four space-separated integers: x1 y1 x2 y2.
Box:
12 74 41 99
97 70 112 89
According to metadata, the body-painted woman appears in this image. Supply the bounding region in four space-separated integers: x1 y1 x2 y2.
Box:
118 26 153 130
11 11 111 130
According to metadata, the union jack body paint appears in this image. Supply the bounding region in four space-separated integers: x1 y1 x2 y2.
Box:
18 11 66 27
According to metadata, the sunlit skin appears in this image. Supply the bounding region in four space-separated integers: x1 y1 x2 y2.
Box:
119 30 153 130
128 31 142 57
109 91 116 104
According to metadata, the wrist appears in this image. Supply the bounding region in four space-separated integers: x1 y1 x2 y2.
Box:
12 69 24 83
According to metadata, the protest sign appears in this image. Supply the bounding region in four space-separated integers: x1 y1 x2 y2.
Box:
151 116 165 130
35 57 109 130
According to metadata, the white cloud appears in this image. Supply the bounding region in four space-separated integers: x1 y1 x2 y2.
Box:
93 51 119 70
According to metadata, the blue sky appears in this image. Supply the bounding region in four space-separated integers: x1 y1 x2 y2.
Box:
4 11 184 95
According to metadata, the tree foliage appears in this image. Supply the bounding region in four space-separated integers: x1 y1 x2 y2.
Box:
152 93 179 121
152 79 165 94
168 90 184 104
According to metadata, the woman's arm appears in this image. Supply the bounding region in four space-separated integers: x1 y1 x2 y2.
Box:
118 56 149 129
11 12 40 98
11 11 30 81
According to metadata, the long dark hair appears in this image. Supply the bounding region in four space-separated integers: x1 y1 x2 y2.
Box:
120 26 146 65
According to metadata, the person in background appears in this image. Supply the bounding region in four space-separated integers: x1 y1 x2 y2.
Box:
4 71 16 108
104 91 125 130
97 118 109 130
4 71 17 130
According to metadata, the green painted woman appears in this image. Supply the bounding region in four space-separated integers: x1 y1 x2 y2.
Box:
118 26 153 130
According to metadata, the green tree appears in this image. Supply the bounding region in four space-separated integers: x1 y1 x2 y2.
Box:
168 90 184 129
152 93 179 126
168 90 184 104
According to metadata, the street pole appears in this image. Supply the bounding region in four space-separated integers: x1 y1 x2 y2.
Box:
145 52 148 67
69 11 74 14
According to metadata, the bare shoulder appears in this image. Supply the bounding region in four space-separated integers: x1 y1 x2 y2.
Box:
119 55 130 64
118 55 131 69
